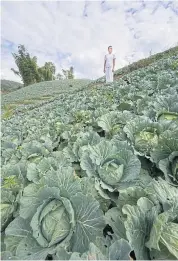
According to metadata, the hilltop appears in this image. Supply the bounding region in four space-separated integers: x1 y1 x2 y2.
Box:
1 79 23 94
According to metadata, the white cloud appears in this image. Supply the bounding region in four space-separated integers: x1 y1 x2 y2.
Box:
1 0 178 82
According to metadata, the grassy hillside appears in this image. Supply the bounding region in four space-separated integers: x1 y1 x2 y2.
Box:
1 79 23 93
1 79 92 107
1 79 92 120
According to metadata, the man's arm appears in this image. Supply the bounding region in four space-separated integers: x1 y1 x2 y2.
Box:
113 54 116 71
104 55 106 73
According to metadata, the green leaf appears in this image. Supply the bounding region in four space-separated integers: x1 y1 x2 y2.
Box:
5 216 32 238
122 197 159 260
109 239 132 260
150 242 177 260
117 186 147 209
150 130 178 163
1 190 16 231
146 212 178 258
44 166 82 199
145 178 178 212
158 151 178 185
105 207 127 241
71 193 105 253
16 235 55 260
20 184 61 219
73 131 101 160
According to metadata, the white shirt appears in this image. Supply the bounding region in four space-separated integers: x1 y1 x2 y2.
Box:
104 53 116 68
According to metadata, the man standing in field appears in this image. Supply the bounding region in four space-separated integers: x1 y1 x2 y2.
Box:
104 46 116 83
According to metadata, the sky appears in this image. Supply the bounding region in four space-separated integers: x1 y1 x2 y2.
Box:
1 0 178 82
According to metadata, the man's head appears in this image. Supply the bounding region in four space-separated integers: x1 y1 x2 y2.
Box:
108 46 112 54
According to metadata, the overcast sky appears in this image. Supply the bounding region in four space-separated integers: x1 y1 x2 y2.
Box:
1 0 178 82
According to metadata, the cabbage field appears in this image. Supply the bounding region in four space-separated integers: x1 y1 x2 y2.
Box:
1 79 91 106
1 54 178 260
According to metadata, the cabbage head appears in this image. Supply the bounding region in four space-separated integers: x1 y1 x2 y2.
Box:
3 167 105 260
80 140 141 195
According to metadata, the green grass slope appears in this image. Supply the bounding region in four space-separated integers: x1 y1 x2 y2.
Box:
1 79 92 106
1 80 23 93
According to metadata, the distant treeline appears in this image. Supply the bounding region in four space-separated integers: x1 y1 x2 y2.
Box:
11 45 74 87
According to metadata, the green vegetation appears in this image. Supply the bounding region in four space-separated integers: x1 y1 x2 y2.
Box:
1 47 178 260
115 45 178 75
1 80 23 93
57 67 74 80
11 45 56 86
1 79 92 106
1 104 16 119
11 45 75 86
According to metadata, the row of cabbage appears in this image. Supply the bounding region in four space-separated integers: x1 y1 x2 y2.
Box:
1 79 91 106
1 55 178 260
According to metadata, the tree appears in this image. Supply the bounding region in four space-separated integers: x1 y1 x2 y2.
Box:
38 62 56 82
12 45 73 86
56 73 63 80
61 67 74 79
11 45 56 86
11 68 20 77
11 45 39 86
62 69 68 79
68 66 74 79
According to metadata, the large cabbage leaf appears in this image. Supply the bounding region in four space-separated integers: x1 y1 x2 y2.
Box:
105 178 178 260
4 167 105 259
80 140 141 195
54 239 132 260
